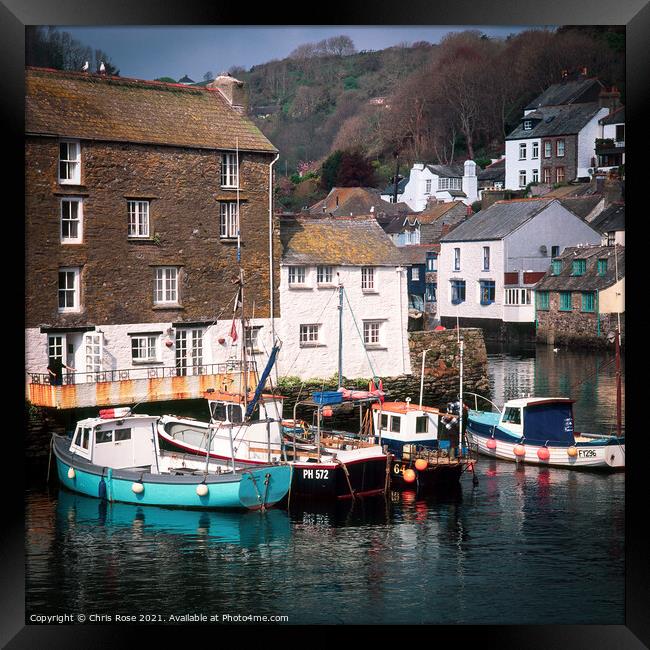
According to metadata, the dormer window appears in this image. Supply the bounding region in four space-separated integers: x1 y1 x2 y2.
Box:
523 120 533 131
59 140 81 184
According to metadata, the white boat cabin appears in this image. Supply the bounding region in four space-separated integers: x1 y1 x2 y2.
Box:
206 391 284 424
69 409 161 470
497 397 575 442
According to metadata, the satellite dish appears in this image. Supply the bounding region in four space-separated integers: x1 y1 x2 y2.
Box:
607 331 616 343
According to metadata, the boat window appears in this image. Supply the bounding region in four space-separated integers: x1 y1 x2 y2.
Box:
416 416 428 434
114 428 131 442
81 428 91 449
210 402 227 421
380 413 388 429
390 416 401 432
229 405 243 424
503 407 521 425
72 427 81 447
95 429 114 444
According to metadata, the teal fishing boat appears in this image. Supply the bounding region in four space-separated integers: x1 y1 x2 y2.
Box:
52 408 292 511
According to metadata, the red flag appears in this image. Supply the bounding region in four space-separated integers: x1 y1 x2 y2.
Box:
230 319 238 342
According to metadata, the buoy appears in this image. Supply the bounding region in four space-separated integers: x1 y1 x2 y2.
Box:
414 458 428 471
67 467 76 479
403 469 417 483
196 483 209 497
567 446 578 458
486 438 497 450
99 407 131 419
513 444 526 458
131 482 144 494
322 406 333 417
537 447 550 461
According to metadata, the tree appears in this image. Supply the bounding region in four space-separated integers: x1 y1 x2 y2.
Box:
320 150 344 191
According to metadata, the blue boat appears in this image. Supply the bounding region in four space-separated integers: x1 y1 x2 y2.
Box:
52 409 292 510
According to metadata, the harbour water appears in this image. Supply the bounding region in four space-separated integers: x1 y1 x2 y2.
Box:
25 343 625 625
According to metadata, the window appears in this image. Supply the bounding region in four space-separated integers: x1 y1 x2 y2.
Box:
245 326 262 354
551 245 560 258
58 267 80 312
415 416 428 434
551 259 562 275
502 407 521 425
154 267 178 304
453 248 461 271
317 265 333 285
221 153 239 188
299 324 320 346
560 291 572 311
48 335 64 361
572 259 586 276
390 415 401 433
363 321 381 346
361 267 375 291
582 292 595 313
95 429 113 444
176 329 203 375
219 202 239 239
519 170 526 187
380 413 388 429
115 428 132 442
425 282 437 302
556 167 565 184
425 179 432 194
451 280 466 304
426 252 437 272
412 267 420 281
532 169 539 183
556 139 565 157
523 120 532 131
536 291 550 310
127 200 150 238
505 288 530 305
543 168 552 184
438 177 462 191
597 259 608 276
607 232 616 246
480 280 495 305
60 198 83 243
130 335 158 362
58 140 80 184
615 124 625 143
288 266 306 285
483 246 490 271
543 141 552 158
519 143 527 160
532 142 539 159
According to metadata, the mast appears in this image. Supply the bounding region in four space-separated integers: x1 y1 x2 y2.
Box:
459 335 465 452
338 278 343 388
616 328 622 438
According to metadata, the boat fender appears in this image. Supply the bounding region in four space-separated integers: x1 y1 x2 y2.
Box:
486 438 497 450
537 447 550 461
567 446 578 458
403 469 416 483
67 467 76 480
513 444 526 458
196 483 209 497
131 482 144 494
414 459 428 471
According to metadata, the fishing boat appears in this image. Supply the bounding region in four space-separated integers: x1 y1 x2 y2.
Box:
52 407 292 510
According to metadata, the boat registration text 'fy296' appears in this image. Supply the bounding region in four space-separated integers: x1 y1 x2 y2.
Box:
302 469 329 480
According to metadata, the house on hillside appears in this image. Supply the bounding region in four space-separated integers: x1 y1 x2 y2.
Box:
478 157 505 193
278 215 411 379
437 198 602 339
25 67 279 408
400 244 441 330
596 106 625 172
534 244 624 346
416 200 469 244
588 203 625 246
309 186 409 218
382 161 479 210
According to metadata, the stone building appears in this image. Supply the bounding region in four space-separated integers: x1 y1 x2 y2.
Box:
534 244 624 347
25 67 280 407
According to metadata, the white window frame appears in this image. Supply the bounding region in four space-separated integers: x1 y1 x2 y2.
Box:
84 332 103 375
316 265 333 285
154 267 179 305
519 170 526 187
532 169 539 183
532 142 539 159
130 334 160 363
58 140 81 185
175 328 204 375
523 120 532 131
544 141 552 158
60 197 83 244
127 200 150 238
453 248 461 271
244 325 262 355
58 267 81 313
299 323 320 347
519 143 527 160
412 267 420 281
361 266 375 292
556 139 565 157
288 266 307 286
220 202 239 239
424 179 432 194
363 321 382 347
483 246 490 271
438 177 462 191
221 153 239 189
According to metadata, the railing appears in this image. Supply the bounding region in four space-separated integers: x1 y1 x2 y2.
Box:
28 360 255 386
464 391 503 414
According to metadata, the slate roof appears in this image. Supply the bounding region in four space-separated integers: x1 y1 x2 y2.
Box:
400 244 440 265
380 215 419 235
600 106 625 125
558 196 603 220
309 187 408 217
417 201 466 224
381 176 409 195
25 67 277 153
281 215 406 266
426 164 463 178
440 198 556 242
525 78 603 111
507 103 604 140
589 203 625 234
177 75 195 84
478 158 505 182
535 245 624 291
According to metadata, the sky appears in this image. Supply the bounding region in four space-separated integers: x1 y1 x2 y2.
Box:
60 26 551 82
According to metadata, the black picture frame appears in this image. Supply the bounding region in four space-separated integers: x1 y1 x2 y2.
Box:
4 0 647 646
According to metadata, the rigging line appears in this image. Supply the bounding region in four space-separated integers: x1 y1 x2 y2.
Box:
568 356 617 394
342 286 378 381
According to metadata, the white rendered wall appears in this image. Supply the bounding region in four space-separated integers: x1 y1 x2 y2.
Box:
400 165 435 212
275 264 411 380
578 109 609 176
505 138 542 190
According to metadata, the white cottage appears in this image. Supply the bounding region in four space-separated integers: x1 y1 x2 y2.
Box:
437 198 602 334
277 215 411 380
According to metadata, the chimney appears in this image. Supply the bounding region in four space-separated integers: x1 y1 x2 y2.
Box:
599 86 621 113
208 73 249 115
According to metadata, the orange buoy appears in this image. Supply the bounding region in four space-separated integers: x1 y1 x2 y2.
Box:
513 444 526 458
486 437 497 450
414 458 428 471
322 406 333 417
567 446 578 458
403 469 416 483
537 447 550 461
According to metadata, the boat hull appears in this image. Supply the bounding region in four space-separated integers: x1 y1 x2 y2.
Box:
53 436 292 510
389 457 466 489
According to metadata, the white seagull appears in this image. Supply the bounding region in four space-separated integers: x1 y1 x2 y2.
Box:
99 61 106 74
82 61 89 71
553 347 559 353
